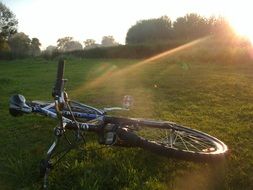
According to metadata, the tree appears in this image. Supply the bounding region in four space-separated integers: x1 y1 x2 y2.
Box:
64 41 83 52
101 36 118 47
84 39 96 48
126 16 173 44
44 45 58 56
0 2 18 50
173 13 210 40
57 36 73 51
30 38 41 56
45 45 57 52
8 32 31 55
210 16 234 37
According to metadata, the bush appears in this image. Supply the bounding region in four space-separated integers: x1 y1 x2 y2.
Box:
0 51 31 60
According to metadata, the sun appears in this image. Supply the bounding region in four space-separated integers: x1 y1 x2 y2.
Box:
229 18 253 44
226 1 253 44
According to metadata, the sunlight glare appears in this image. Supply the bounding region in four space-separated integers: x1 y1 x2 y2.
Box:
72 37 208 97
226 1 253 44
231 20 253 44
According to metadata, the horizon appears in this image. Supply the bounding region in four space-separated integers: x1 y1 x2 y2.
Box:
2 0 252 49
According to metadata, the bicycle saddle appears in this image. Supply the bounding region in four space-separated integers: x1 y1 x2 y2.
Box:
9 94 32 116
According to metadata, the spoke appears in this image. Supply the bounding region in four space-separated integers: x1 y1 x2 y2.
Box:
172 133 178 146
160 137 169 144
165 130 169 145
181 137 202 152
175 133 216 152
169 130 173 148
177 134 189 151
187 135 215 150
184 136 212 149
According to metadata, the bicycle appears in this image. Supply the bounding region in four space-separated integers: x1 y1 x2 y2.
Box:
9 59 228 189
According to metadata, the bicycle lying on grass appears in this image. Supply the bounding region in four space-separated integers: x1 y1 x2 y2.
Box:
9 59 228 189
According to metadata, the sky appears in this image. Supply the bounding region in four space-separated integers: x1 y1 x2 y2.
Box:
2 0 253 49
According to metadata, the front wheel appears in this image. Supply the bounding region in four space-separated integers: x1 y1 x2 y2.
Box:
112 118 228 162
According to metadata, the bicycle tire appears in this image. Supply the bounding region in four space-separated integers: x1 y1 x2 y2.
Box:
108 117 228 162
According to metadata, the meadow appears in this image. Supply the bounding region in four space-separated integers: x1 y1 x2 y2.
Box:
0 37 253 189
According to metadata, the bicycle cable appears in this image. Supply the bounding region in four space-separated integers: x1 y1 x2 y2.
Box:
66 99 86 143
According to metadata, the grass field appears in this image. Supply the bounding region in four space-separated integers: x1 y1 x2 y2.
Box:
0 38 253 189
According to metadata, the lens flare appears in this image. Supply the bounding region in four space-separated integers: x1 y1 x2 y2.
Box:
72 37 208 97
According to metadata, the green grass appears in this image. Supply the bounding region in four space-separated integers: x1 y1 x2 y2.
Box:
0 38 253 189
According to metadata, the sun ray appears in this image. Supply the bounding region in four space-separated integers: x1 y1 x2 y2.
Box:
71 36 209 97
118 37 208 72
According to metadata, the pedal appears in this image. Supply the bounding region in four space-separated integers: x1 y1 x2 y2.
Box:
105 132 116 145
98 124 117 145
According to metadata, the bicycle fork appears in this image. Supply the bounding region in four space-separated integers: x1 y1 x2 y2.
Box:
40 126 63 189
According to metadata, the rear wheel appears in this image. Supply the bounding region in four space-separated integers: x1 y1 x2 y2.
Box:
114 118 228 162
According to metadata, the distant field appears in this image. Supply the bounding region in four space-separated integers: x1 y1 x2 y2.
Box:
0 38 253 189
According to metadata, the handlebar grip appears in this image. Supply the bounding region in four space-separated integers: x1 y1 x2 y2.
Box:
52 59 65 98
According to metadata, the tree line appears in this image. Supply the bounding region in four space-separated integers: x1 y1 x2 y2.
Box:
0 2 235 59
44 35 119 55
125 14 233 44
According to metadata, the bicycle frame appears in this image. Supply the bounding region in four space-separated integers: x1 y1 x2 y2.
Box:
30 101 104 121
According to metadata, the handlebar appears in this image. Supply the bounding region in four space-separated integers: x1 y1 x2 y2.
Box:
9 59 124 131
